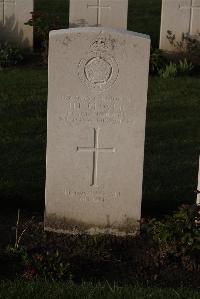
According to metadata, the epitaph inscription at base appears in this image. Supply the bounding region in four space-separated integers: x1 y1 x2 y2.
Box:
45 28 150 235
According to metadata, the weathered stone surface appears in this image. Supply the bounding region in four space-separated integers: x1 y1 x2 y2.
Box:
160 0 200 51
0 0 33 48
69 0 128 29
45 27 150 235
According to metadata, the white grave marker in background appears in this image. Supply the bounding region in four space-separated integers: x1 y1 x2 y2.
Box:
69 0 128 29
0 0 16 25
160 0 200 51
179 1 200 34
0 0 33 48
45 27 150 235
87 0 110 26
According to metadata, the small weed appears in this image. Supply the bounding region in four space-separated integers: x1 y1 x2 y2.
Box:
25 250 72 281
178 58 194 75
142 204 200 256
158 62 177 78
150 47 167 75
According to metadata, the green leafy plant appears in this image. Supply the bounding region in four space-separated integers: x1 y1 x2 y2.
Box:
0 42 24 68
150 47 167 75
157 58 194 78
142 204 200 256
167 30 200 65
178 58 194 75
25 250 72 281
26 12 63 64
158 61 178 78
150 47 194 77
0 246 29 279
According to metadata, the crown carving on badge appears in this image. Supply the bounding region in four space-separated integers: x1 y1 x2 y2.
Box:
90 35 115 51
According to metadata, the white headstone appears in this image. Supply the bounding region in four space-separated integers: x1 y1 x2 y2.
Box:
0 0 33 48
197 156 200 205
45 27 150 235
160 0 200 51
69 0 128 29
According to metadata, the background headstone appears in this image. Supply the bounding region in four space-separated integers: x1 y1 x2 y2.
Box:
0 0 33 48
69 0 128 29
160 0 200 51
45 27 150 235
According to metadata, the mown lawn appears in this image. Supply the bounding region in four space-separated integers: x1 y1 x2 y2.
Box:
0 68 199 214
0 280 200 299
0 68 47 211
144 76 200 214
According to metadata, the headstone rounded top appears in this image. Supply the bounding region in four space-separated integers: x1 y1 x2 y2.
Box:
50 27 150 41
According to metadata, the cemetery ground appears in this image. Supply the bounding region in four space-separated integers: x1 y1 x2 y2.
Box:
0 0 200 297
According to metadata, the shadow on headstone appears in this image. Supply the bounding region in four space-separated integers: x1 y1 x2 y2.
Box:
0 14 31 48
69 18 89 28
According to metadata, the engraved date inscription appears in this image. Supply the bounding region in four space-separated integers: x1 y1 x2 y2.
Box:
59 95 133 124
64 189 121 202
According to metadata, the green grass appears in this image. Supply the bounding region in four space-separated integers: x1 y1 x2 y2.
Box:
143 77 200 214
0 68 47 210
0 68 199 214
0 280 200 299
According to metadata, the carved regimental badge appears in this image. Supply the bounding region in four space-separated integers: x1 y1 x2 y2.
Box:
78 36 119 92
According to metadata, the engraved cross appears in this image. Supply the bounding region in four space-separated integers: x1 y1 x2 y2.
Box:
77 128 115 187
0 0 16 25
87 0 111 26
179 0 200 34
